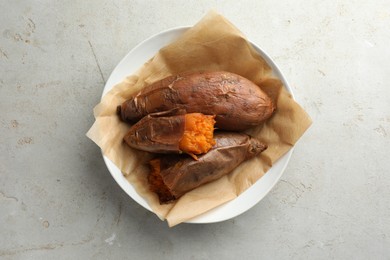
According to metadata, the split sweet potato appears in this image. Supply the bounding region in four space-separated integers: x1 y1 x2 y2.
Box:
117 71 275 131
123 109 216 156
148 132 267 204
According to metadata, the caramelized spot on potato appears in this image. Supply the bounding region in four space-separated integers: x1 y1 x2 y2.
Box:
148 159 175 203
179 113 216 155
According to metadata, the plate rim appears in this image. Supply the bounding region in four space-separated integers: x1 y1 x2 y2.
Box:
101 26 294 224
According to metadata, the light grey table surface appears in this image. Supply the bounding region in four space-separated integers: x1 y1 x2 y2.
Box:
1 1 389 259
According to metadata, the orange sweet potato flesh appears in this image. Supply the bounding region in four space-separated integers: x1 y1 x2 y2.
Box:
179 113 216 155
123 110 216 155
149 159 176 203
117 71 275 131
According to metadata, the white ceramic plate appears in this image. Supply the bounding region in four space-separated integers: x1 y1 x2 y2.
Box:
102 26 294 224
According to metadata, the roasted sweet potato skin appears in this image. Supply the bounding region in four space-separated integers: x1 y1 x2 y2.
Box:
118 71 275 131
123 109 216 155
148 132 267 204
123 110 186 154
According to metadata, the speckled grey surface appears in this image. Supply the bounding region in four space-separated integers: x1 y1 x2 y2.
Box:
1 1 390 259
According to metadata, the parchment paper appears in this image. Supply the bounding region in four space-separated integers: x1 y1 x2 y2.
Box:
87 11 312 227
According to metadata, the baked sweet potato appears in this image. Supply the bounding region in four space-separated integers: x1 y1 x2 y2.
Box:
117 71 275 131
123 109 216 156
148 132 267 204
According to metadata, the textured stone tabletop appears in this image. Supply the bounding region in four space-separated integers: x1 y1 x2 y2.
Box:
1 1 389 259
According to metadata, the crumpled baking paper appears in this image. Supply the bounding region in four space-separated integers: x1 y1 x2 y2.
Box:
87 11 312 227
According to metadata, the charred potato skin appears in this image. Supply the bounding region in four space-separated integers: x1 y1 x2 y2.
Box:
118 71 275 131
